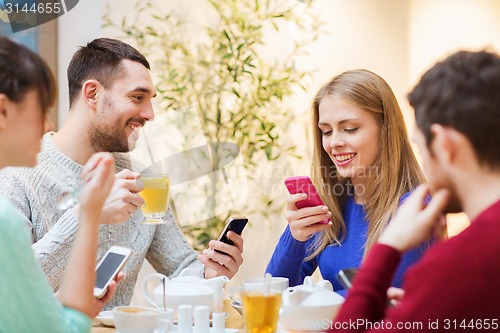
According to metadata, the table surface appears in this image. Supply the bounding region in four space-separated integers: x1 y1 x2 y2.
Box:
91 299 244 333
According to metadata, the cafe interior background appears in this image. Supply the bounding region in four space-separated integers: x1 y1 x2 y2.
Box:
2 0 500 306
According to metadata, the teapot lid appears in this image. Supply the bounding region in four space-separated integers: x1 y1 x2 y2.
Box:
283 276 344 307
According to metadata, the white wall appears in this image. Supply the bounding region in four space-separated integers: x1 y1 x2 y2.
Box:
409 0 500 84
408 0 500 234
57 0 103 124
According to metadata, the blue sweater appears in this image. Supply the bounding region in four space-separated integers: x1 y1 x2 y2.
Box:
266 194 428 294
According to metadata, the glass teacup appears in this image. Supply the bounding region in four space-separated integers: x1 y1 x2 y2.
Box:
138 173 170 224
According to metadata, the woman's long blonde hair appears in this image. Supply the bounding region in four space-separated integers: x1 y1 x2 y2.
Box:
307 69 425 260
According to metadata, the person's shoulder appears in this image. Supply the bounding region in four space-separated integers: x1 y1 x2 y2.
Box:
0 166 32 189
0 196 24 230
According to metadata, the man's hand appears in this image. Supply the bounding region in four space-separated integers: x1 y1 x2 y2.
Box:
387 287 405 307
379 184 449 253
91 271 125 317
198 231 244 279
100 169 144 224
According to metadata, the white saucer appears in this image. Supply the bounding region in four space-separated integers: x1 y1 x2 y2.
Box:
170 325 238 333
171 312 229 324
96 310 114 327
103 311 230 330
113 325 238 333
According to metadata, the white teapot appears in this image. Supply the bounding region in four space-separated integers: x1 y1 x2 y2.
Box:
142 268 229 317
280 276 344 331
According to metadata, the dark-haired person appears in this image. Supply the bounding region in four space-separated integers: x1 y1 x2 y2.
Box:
0 36 116 333
0 38 244 309
331 50 500 332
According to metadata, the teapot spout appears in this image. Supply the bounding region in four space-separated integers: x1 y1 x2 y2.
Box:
203 275 229 292
283 287 310 305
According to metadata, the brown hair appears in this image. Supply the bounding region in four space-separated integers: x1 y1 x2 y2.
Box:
67 38 150 107
408 50 500 170
308 69 424 259
0 36 56 113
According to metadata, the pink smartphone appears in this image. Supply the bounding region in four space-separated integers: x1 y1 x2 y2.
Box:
284 175 330 224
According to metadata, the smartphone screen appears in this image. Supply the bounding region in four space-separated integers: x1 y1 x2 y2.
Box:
94 246 131 298
95 252 127 289
214 217 248 254
337 268 359 290
284 176 329 224
217 217 248 245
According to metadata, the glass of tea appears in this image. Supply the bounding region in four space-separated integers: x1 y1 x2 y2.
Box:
241 290 282 333
138 173 170 224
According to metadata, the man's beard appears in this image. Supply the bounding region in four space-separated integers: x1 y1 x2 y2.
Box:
88 97 134 153
88 124 132 153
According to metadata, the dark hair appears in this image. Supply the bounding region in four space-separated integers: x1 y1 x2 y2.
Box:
67 38 150 107
408 50 500 169
0 36 56 113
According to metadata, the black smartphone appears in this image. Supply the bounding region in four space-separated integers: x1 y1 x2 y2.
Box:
215 217 248 253
337 268 359 290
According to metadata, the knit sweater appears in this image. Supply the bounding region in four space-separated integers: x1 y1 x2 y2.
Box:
0 196 91 333
0 133 203 309
266 195 428 293
331 199 500 333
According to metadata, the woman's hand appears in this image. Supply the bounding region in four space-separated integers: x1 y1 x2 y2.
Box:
286 193 332 242
91 271 125 317
78 152 116 221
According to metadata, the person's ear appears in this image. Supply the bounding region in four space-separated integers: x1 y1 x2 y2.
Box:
81 80 101 110
430 124 456 164
0 94 10 130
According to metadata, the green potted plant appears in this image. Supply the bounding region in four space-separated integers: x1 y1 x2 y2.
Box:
104 0 321 249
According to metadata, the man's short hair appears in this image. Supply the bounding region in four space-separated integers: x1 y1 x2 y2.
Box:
67 38 150 107
408 50 500 169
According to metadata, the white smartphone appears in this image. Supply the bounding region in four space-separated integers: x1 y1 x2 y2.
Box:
94 246 132 299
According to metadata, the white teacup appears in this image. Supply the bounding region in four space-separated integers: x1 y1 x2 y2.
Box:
113 306 170 333
159 308 174 323
231 277 289 309
243 277 289 293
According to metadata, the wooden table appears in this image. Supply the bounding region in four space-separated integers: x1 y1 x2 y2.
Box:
91 299 244 333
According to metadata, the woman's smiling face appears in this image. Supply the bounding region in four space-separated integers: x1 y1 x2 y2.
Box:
318 96 381 187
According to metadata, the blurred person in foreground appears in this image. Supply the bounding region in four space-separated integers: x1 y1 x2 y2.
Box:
0 35 118 333
331 50 500 332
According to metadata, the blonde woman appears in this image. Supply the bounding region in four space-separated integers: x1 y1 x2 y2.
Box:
266 69 431 293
